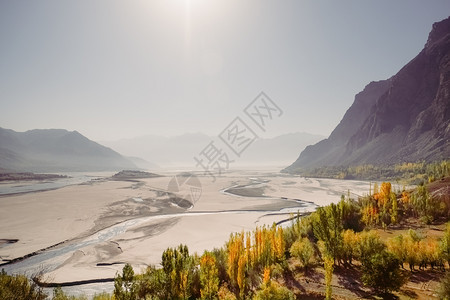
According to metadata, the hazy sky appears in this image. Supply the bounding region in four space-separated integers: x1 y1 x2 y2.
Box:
1 1 449 141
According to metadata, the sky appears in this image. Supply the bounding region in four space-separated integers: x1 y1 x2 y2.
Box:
1 1 449 142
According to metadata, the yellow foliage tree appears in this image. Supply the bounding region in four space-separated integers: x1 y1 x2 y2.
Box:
237 254 247 299
200 252 219 300
324 255 334 300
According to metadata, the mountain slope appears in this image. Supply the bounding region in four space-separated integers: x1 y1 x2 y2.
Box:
0 127 137 172
286 17 450 172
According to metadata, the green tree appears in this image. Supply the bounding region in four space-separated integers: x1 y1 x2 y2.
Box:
163 244 198 299
361 250 407 294
357 230 385 264
440 222 450 267
114 264 137 300
0 269 47 300
289 237 314 271
137 266 168 299
312 204 343 264
411 184 440 223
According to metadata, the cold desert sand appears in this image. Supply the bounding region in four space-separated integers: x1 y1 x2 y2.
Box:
0 169 370 293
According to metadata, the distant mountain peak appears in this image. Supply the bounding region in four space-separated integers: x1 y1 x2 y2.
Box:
0 127 138 172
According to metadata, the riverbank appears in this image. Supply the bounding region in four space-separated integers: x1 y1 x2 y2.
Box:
0 170 371 297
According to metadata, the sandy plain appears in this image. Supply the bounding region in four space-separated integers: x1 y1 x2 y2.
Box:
0 169 370 292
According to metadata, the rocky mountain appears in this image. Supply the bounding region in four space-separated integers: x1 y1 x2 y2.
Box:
286 17 450 172
0 127 138 172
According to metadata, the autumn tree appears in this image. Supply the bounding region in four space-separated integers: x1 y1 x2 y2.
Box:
323 255 334 300
356 230 385 264
237 255 247 299
416 238 439 270
341 229 359 266
161 244 197 299
404 229 422 271
200 251 219 300
387 234 407 269
390 192 399 225
227 232 244 289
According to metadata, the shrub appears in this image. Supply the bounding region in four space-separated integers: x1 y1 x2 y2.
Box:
361 250 407 294
289 237 314 271
253 280 294 300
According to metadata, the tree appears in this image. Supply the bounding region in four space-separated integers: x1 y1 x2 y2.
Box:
387 234 407 269
237 254 247 299
361 250 407 294
404 229 421 271
227 232 244 288
200 251 219 300
390 192 399 225
312 205 343 264
289 237 314 271
440 222 450 267
0 269 47 300
341 229 359 266
323 255 334 300
160 244 197 299
137 265 168 299
357 230 385 264
114 264 137 300
411 184 440 223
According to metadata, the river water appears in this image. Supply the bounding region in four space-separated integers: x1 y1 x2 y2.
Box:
1 175 370 298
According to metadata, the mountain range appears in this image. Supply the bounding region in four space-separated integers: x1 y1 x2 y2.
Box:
286 16 450 172
101 132 325 168
0 128 137 172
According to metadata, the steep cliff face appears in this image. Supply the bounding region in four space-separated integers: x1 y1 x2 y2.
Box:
288 79 392 170
287 17 450 171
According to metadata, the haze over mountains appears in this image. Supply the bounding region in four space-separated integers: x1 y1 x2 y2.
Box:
0 126 323 172
286 16 450 172
0 127 137 172
101 132 325 168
